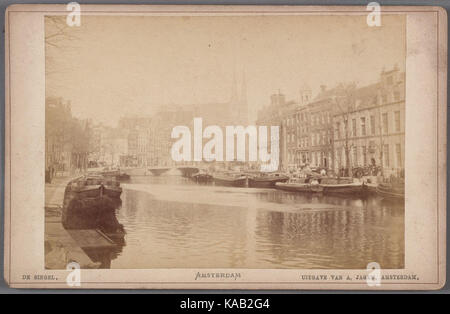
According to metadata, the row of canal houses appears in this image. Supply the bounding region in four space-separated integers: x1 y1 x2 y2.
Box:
256 66 405 177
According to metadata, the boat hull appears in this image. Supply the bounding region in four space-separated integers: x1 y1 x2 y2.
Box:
213 177 247 187
275 182 323 193
71 185 102 198
192 174 213 184
376 183 405 199
62 175 124 230
104 187 122 199
69 186 121 200
321 183 365 195
248 176 289 188
62 193 121 230
364 183 378 195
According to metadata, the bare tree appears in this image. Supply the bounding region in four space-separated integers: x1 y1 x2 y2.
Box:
377 105 385 177
333 83 357 177
45 16 80 77
45 16 79 47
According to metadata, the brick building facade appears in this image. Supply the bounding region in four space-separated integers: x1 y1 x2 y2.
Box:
258 66 405 176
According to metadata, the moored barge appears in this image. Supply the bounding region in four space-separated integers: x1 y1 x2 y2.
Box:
192 172 213 184
275 177 323 193
62 175 123 231
213 172 247 187
248 173 289 188
319 178 365 195
376 182 405 199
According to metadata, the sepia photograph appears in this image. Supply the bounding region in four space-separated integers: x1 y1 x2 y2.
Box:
44 13 405 270
3 4 446 290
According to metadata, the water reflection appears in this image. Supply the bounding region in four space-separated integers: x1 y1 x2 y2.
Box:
108 175 404 269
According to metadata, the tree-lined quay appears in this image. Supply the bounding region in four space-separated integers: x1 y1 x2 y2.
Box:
45 66 404 199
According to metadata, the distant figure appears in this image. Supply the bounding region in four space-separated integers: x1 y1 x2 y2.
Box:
50 165 55 182
304 164 311 172
45 167 51 183
320 168 327 176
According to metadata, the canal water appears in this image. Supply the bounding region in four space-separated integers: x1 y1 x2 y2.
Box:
109 174 404 269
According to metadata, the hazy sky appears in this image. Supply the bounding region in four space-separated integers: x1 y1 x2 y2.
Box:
46 14 405 125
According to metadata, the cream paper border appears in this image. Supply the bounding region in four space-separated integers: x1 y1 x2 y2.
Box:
3 4 447 290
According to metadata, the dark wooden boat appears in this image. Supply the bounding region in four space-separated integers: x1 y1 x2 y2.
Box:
213 173 247 187
103 181 122 199
376 182 405 199
319 178 365 195
320 183 365 195
275 180 323 193
62 175 123 230
70 175 122 199
192 172 213 184
361 177 379 195
248 173 289 188
321 183 365 195
70 185 102 198
364 183 378 195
